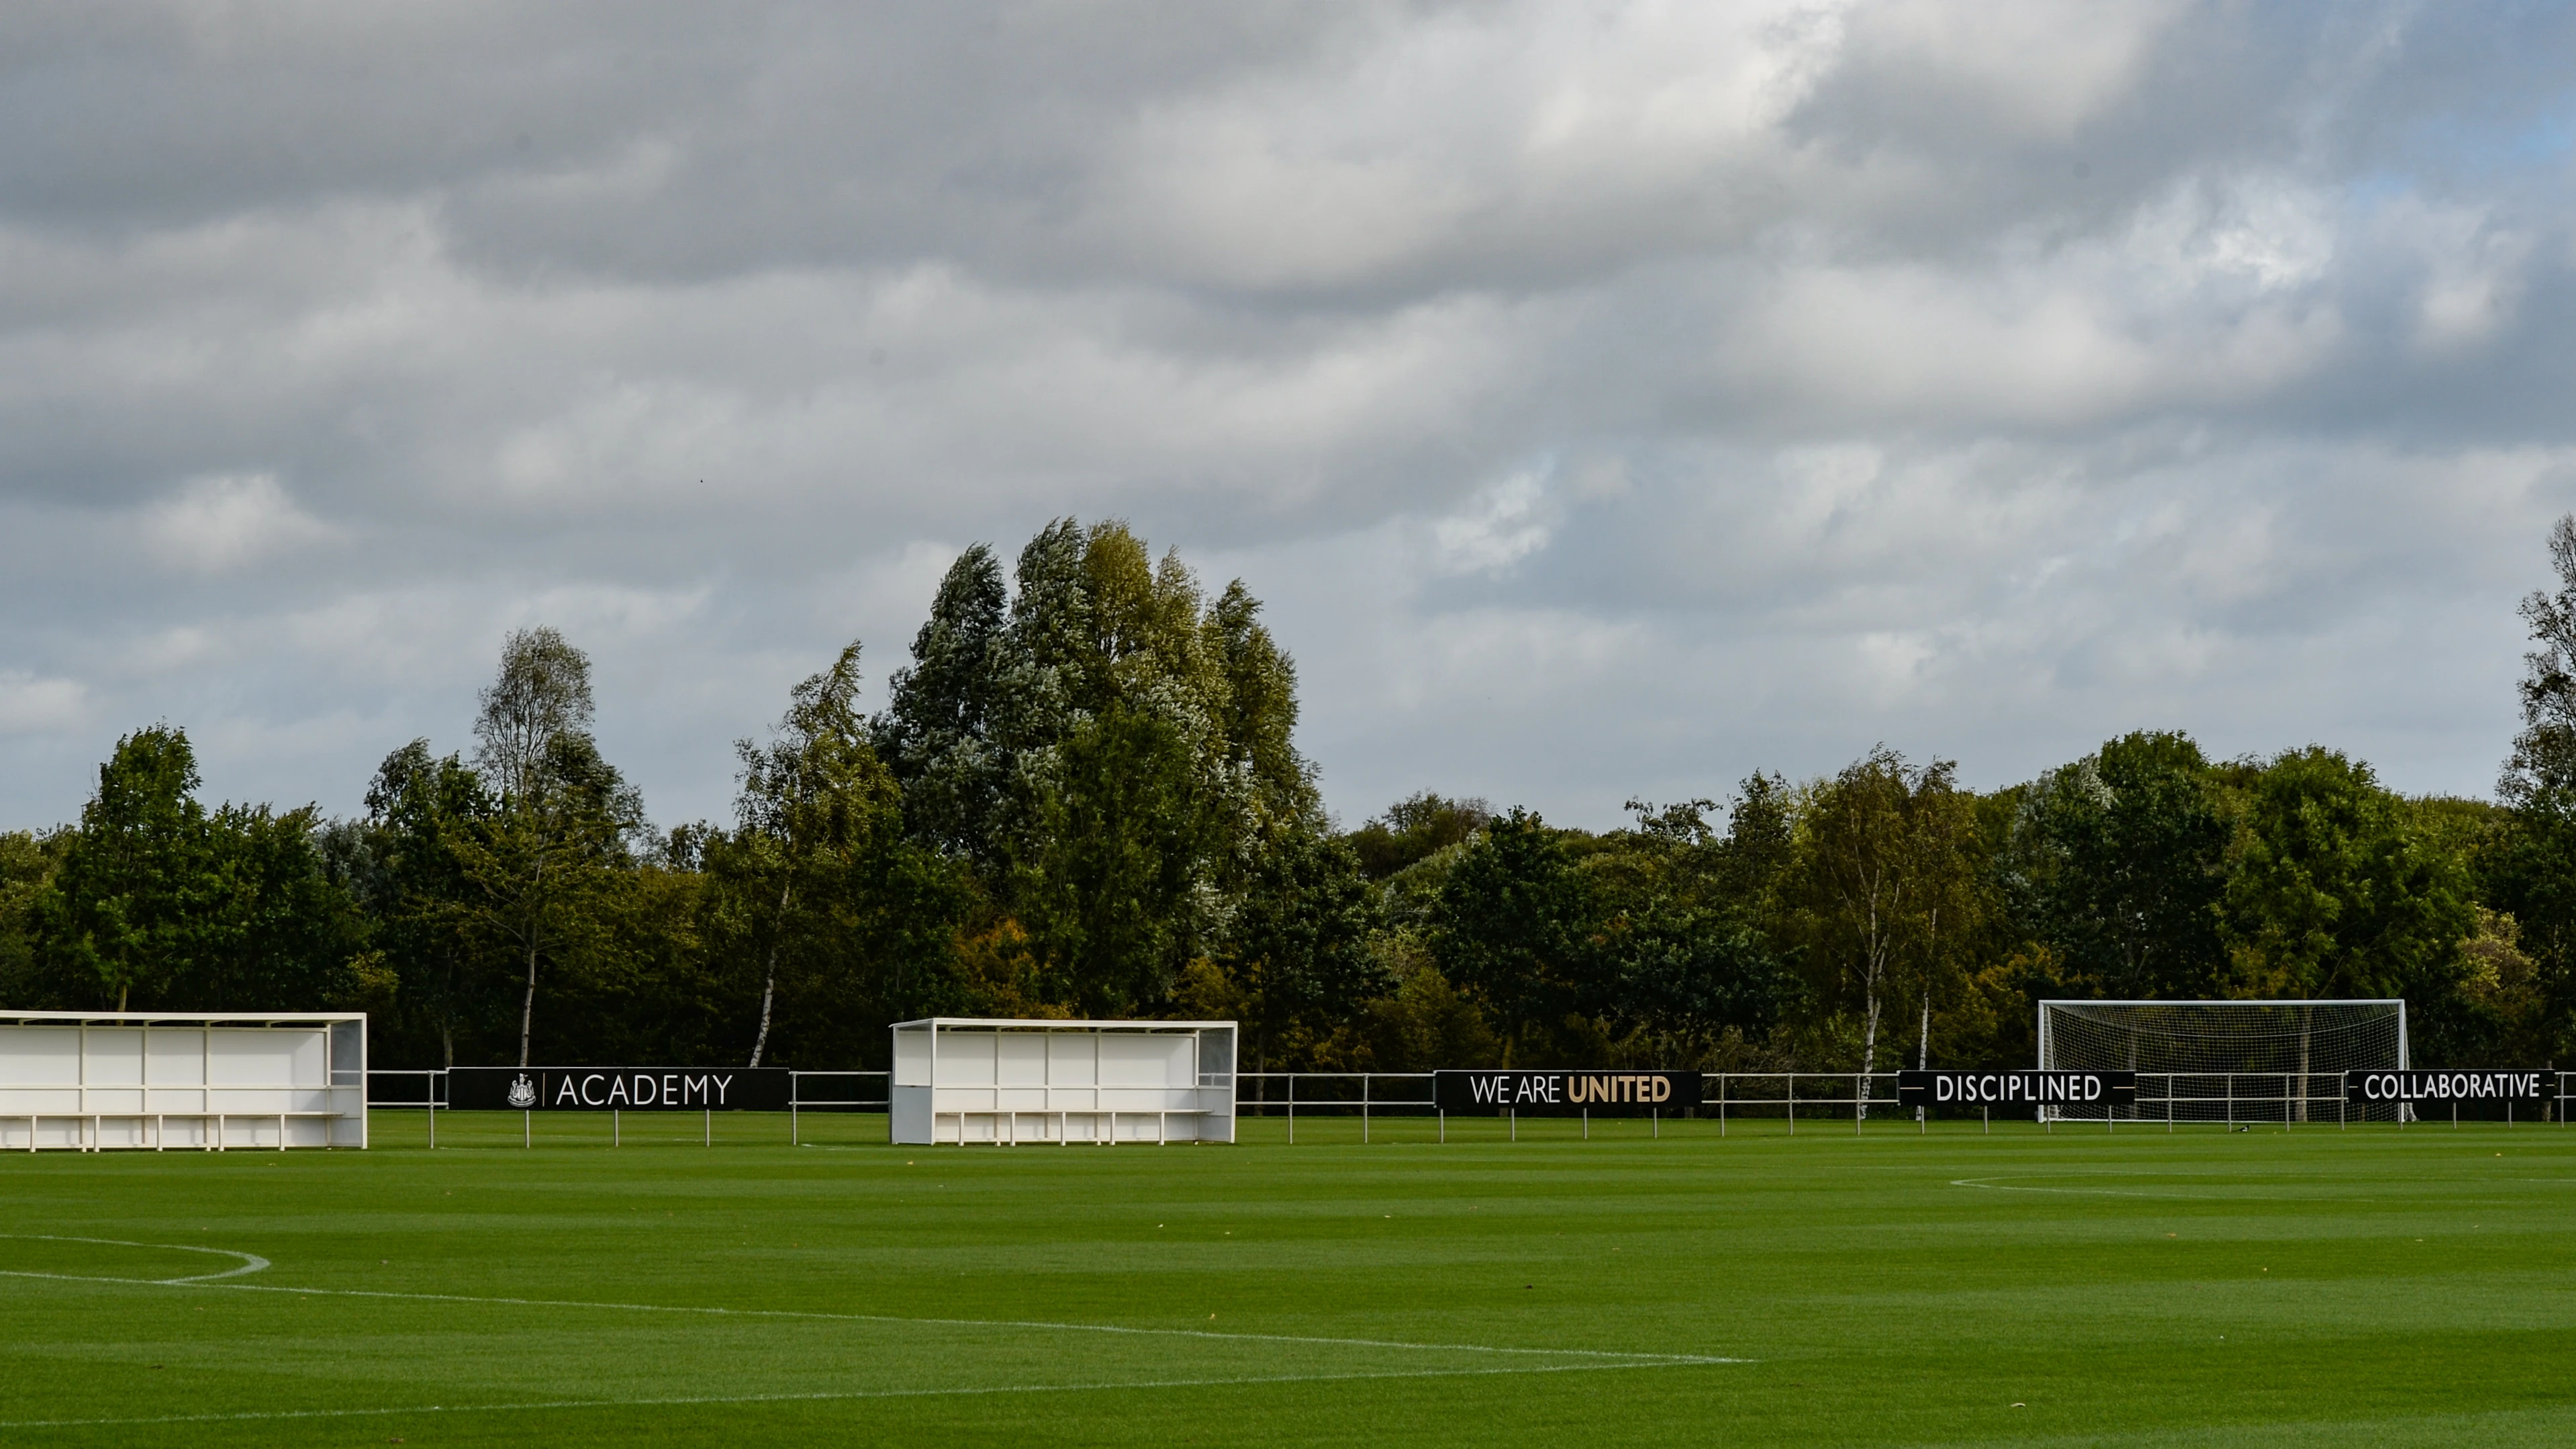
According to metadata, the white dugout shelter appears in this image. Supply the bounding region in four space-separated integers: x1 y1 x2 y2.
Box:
891 1018 1235 1146
0 1012 367 1151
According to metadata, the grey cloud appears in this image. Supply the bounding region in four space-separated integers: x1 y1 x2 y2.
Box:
1 1 2572 831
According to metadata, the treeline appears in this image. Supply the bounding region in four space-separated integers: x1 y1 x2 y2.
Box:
5 514 2576 1073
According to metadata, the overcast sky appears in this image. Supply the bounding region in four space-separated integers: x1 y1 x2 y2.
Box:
3 1 2573 833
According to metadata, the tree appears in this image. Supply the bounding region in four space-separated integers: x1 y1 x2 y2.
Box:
34 726 365 1014
2219 747 2473 1003
1349 793 1493 880
362 741 489 1068
1018 704 1211 1015
1790 749 1977 1109
2011 731 2231 1000
36 727 211 1011
1432 808 1603 1063
0 830 64 1007
2491 514 2576 1058
726 641 910 1066
450 628 640 1066
873 545 1011 863
875 519 1313 1018
1219 828 1384 1069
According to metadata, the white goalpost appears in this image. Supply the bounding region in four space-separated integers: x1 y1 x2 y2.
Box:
2037 999 2407 1123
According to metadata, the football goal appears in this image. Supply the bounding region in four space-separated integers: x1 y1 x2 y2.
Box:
2037 999 2407 1123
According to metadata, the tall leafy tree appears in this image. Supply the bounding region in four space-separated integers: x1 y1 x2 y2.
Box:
2491 513 2576 1058
725 641 926 1066
875 518 1313 1017
1219 828 1384 1068
1432 808 1603 1064
873 545 1010 863
450 628 641 1066
2219 747 2473 1003
2011 731 2232 1000
35 726 364 1013
1789 749 1976 1103
362 741 489 1067
36 727 210 1011
0 831 64 1007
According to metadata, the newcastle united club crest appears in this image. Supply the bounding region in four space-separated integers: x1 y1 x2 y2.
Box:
506 1073 538 1109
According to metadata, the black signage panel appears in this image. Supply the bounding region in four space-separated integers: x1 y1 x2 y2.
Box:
1432 1070 1702 1115
2344 1070 2550 1108
449 1067 790 1112
1896 1070 2136 1111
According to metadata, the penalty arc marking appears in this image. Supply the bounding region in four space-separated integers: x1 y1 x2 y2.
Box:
0 1233 271 1282
0 1237 1747 1371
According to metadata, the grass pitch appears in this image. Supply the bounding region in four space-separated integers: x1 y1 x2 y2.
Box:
2 1109 2573 1447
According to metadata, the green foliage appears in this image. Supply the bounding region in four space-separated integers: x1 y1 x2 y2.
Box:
21 516 2571 1079
29 726 364 1012
451 629 645 1066
0 829 66 1006
357 741 489 1066
1347 792 1492 880
1217 827 1384 1067
708 641 966 1069
1785 749 1983 1083
1431 808 1605 1064
2009 731 2233 1000
878 518 1316 1019
2217 747 2473 1004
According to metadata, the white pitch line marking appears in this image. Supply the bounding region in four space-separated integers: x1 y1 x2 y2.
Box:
0 1249 1745 1366
1949 1176 2377 1203
0 1359 1724 1432
0 1233 269 1282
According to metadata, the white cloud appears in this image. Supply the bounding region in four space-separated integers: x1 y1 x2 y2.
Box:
0 671 87 735
3 3 2575 828
140 473 338 575
1433 470 1556 575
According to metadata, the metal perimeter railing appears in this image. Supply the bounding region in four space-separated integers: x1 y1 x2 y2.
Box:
365 1069 889 1146
367 1068 2576 1145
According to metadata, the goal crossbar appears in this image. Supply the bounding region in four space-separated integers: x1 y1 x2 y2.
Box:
2037 999 2407 1123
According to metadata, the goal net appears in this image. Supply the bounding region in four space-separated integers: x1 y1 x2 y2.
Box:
2036 1000 2408 1123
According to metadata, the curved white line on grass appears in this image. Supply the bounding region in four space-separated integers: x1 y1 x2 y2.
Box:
0 1233 269 1283
0 1257 1744 1367
0 1358 1734 1432
1950 1175 2378 1203
1949 1176 2250 1201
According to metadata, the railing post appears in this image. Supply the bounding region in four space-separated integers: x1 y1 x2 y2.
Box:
1787 1074 1795 1135
1362 1074 1370 1144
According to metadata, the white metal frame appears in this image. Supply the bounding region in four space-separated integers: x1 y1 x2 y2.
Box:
2038 998 2407 1123
2038 998 2409 1065
890 1018 1235 1146
0 1012 368 1152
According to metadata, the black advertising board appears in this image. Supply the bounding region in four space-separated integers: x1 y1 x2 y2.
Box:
1431 1070 1702 1115
448 1067 790 1112
2345 1070 2551 1115
1896 1070 2136 1111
